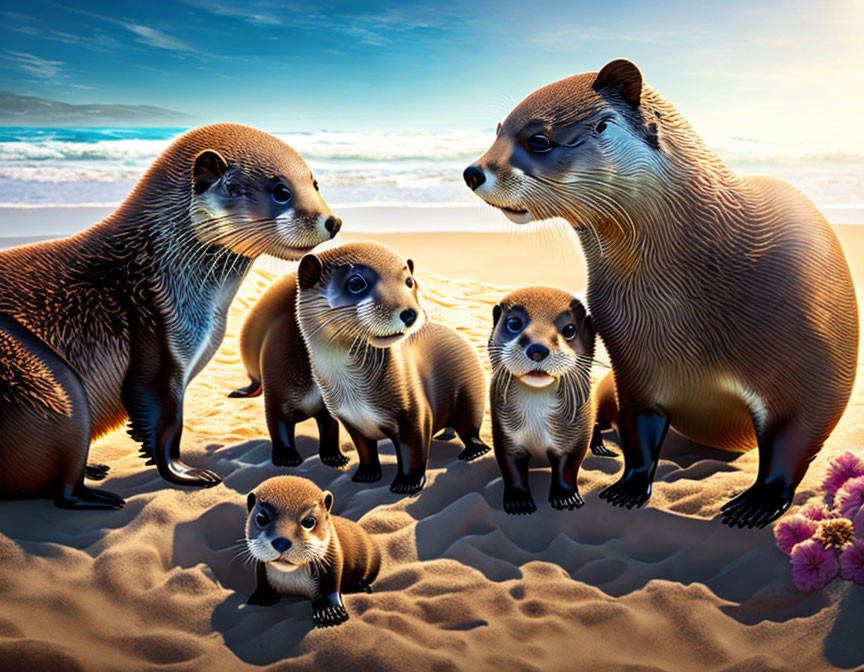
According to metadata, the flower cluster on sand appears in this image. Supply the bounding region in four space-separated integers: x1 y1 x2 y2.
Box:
774 450 864 590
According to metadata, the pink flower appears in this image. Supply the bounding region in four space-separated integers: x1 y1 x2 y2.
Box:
836 476 864 521
822 452 864 507
854 507 864 540
799 502 835 521
839 542 864 585
774 514 818 555
790 539 840 591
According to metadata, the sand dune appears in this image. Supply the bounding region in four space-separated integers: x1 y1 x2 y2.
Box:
0 229 862 671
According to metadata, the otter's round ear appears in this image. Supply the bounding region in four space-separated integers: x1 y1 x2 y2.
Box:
193 150 229 194
246 492 257 513
492 304 502 327
593 59 642 108
569 298 588 323
298 254 323 289
322 490 334 513
407 259 415 274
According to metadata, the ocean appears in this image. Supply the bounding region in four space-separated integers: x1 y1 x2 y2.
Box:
0 126 862 234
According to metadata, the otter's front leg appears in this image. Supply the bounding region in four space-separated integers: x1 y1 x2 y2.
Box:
122 340 221 487
388 413 431 496
344 423 381 483
248 561 280 606
598 404 668 509
548 449 585 510
493 419 536 514
311 555 348 628
315 407 348 468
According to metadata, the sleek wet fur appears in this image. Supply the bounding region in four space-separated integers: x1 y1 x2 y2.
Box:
245 476 380 628
231 273 345 468
0 124 339 507
489 287 599 514
467 59 858 528
297 242 491 496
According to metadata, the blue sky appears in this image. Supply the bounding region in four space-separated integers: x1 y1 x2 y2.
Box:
1 0 862 148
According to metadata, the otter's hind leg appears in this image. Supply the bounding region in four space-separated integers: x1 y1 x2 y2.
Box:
589 424 616 457
229 375 262 398
344 424 381 483
263 384 303 467
315 407 348 468
599 406 669 509
721 419 818 529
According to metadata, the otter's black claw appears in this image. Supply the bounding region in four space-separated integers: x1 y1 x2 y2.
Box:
390 471 426 496
599 471 652 509
721 485 792 529
313 603 349 628
320 451 350 469
84 463 110 480
549 489 584 510
590 442 616 458
503 486 537 515
352 464 383 483
458 439 491 462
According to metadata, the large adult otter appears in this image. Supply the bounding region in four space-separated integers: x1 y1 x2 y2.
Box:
464 60 858 528
0 124 340 508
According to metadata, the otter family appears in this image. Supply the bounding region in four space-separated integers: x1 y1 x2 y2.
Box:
0 60 856 625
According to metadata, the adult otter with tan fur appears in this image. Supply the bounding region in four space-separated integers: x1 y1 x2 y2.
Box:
0 124 340 508
465 59 858 528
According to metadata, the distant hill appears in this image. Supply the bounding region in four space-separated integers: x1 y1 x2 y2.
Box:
0 91 193 126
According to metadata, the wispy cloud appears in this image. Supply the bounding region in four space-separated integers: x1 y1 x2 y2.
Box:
180 0 287 26
0 50 64 78
12 25 123 52
120 23 196 52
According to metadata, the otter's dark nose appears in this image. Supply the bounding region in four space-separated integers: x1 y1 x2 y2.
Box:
400 308 417 327
271 537 291 553
463 165 486 191
526 343 549 362
324 215 342 238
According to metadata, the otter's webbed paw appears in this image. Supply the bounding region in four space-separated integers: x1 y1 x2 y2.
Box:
272 446 303 467
390 471 426 496
312 601 349 628
549 487 584 511
589 440 616 458
458 438 491 462
247 589 281 607
503 486 537 515
56 486 125 510
721 483 793 529
320 449 350 469
352 463 383 483
599 469 652 509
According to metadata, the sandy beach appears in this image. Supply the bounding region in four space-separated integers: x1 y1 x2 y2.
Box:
0 207 862 671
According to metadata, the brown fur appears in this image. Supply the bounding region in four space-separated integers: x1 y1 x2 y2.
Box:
467 59 858 528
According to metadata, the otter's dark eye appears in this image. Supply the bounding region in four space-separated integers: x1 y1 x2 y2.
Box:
272 184 292 204
526 134 552 152
406 277 414 289
596 121 608 134
313 179 319 192
505 316 524 334
562 324 577 340
301 516 316 530
346 274 367 294
255 510 270 528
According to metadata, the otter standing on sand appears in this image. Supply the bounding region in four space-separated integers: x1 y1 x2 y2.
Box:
296 241 491 495
465 60 858 528
230 272 347 469
489 287 601 514
0 124 340 508
245 475 380 628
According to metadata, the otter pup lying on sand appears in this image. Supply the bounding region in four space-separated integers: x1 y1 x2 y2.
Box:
489 287 601 514
296 241 491 495
0 124 339 508
246 475 380 628
466 59 857 529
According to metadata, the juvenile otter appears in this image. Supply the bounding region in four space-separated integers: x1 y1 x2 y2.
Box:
296 241 491 495
245 475 380 628
465 59 858 528
489 287 600 514
230 272 346 468
0 124 340 507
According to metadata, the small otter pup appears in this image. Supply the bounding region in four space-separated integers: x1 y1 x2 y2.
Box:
230 273 346 469
296 241 491 495
245 475 380 628
466 59 858 528
489 287 599 514
0 123 339 508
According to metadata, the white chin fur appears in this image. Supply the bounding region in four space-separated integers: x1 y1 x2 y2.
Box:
518 373 556 388
502 209 533 224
